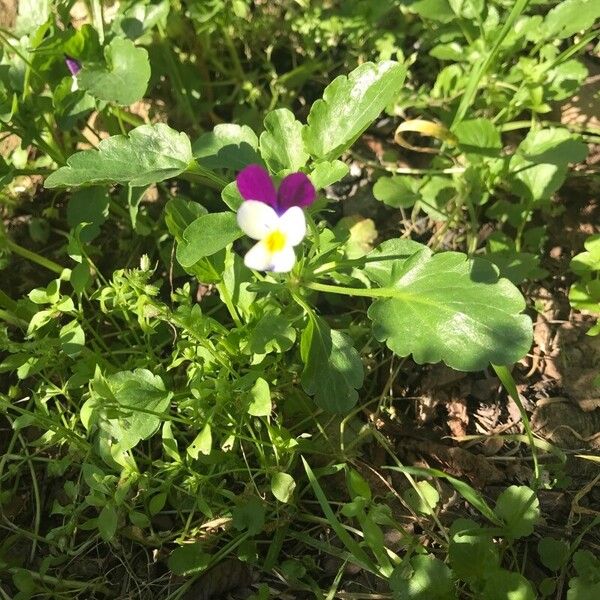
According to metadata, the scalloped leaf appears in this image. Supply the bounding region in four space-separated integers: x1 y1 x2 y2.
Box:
260 108 308 172
367 249 532 370
303 61 406 161
45 124 193 188
78 37 150 105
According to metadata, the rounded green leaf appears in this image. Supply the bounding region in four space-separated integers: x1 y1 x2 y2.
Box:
368 250 532 371
271 472 296 503
78 37 150 105
494 485 540 539
538 537 570 571
482 569 536 600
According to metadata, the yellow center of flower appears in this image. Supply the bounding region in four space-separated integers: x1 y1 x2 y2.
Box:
264 230 287 253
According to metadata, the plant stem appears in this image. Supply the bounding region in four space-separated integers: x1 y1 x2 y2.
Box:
5 238 64 274
303 280 398 299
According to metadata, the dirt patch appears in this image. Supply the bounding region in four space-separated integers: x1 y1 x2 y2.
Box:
0 0 17 29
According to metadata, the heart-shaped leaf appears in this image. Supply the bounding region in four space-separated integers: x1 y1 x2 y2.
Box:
78 37 150 105
304 61 406 161
367 249 532 370
45 124 193 188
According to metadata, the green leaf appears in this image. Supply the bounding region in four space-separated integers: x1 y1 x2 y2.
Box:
300 316 364 412
448 519 499 582
453 118 501 156
409 0 455 22
248 313 296 354
232 495 266 535
509 128 587 202
85 369 172 451
176 212 242 268
482 570 536 600
248 377 272 417
78 37 150 105
572 550 600 582
192 123 260 170
543 0 600 39
45 124 193 188
571 234 600 276
66 187 110 242
364 238 425 287
538 537 570 571
373 176 421 208
304 61 407 161
494 485 540 538
271 472 296 503
260 109 308 172
391 555 456 600
187 423 212 458
309 160 349 189
302 457 377 573
164 198 208 242
367 250 532 371
567 579 600 600
148 492 167 515
98 503 118 541
59 320 85 358
346 468 372 501
168 543 211 576
569 280 600 313
403 481 439 516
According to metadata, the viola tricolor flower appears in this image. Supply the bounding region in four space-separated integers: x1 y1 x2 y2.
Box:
236 164 316 272
65 56 82 92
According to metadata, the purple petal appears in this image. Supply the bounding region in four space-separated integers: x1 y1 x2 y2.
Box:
236 164 277 208
65 56 82 76
277 172 316 211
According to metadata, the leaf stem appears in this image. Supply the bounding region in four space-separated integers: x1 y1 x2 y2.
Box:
304 280 390 299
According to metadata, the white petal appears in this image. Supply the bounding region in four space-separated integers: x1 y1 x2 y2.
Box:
277 206 306 247
244 240 273 271
269 246 296 272
237 201 278 240
71 76 79 92
243 241 296 272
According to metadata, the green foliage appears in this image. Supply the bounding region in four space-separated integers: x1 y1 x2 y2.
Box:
45 124 193 188
78 37 150 105
494 485 540 539
367 248 532 370
304 61 407 160
300 315 364 412
0 1 595 598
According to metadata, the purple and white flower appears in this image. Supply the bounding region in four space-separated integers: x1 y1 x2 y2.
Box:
236 164 316 272
65 56 82 92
